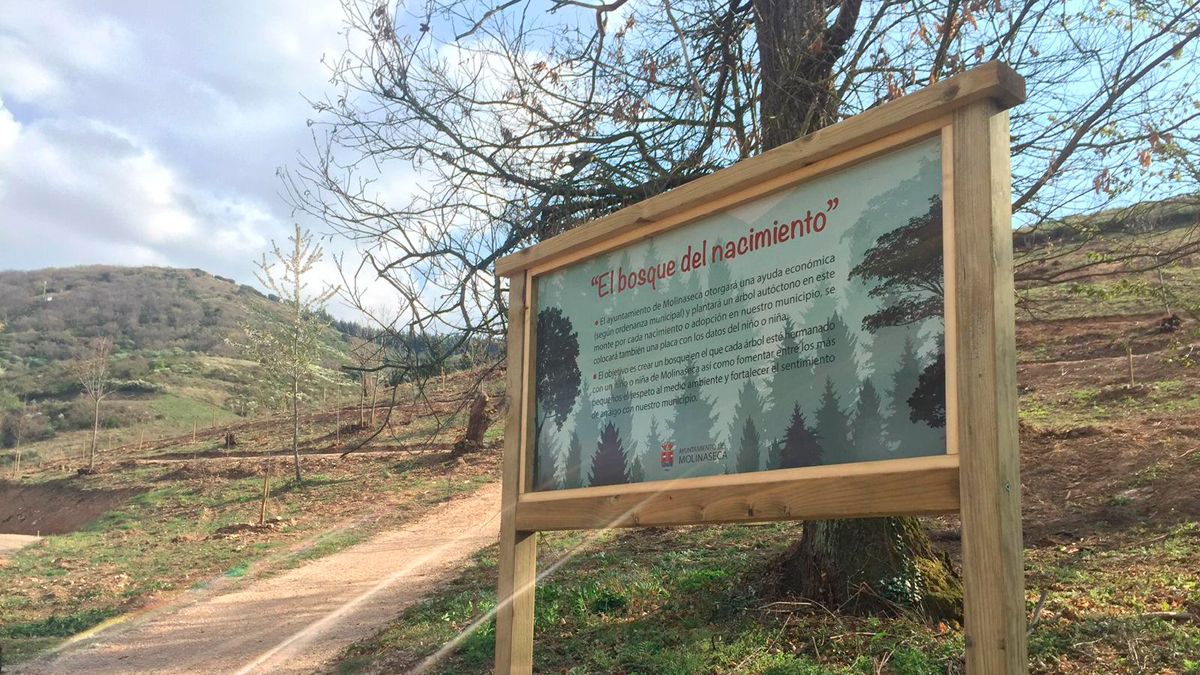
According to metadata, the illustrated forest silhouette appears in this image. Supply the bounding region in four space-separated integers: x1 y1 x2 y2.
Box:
589 422 630 486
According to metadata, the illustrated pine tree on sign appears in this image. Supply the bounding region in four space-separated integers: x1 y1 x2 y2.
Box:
564 432 584 489
851 378 886 462
767 316 802 439
629 455 645 483
727 379 766 472
589 422 630 487
814 377 852 464
670 356 716 451
767 436 783 470
909 349 946 429
608 374 637 463
706 241 732 294
736 416 761 474
535 306 580 489
537 426 562 489
822 311 861 405
780 403 822 468
889 336 944 457
572 391 599 476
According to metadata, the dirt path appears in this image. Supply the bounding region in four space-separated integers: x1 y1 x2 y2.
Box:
0 533 40 558
17 482 502 675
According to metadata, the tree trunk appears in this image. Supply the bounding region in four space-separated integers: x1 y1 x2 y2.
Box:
292 372 302 482
454 391 491 454
753 0 852 149
89 397 100 470
369 375 379 426
359 372 367 426
753 0 961 619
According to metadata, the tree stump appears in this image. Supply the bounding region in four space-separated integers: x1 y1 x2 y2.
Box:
453 391 491 454
224 432 237 449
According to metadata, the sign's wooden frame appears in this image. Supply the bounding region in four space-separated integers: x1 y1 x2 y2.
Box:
493 61 1027 674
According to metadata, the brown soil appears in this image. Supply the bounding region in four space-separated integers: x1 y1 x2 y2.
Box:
0 481 140 535
1015 313 1200 546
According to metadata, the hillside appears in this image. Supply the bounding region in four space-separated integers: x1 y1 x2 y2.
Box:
0 266 287 364
0 266 357 465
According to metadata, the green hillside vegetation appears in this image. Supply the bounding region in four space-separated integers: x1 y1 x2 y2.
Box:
0 266 356 468
0 266 280 361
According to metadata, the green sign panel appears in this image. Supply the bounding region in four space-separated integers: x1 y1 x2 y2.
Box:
533 138 946 491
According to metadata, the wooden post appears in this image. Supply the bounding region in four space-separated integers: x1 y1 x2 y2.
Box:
13 401 23 479
12 421 20 480
494 273 537 674
192 419 197 443
950 101 1027 673
1127 344 1135 386
260 460 271 525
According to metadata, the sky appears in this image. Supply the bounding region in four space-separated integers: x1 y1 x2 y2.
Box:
0 2 383 320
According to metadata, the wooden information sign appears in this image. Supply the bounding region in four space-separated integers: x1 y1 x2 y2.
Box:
494 62 1027 674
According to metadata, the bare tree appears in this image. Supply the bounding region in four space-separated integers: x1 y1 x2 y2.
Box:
349 335 388 427
240 224 338 482
75 336 114 472
292 0 1200 614
10 396 29 479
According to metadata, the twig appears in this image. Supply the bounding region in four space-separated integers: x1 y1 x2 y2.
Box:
1140 611 1196 622
1028 588 1050 633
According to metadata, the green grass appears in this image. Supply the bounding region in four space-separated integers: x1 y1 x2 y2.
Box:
148 393 240 427
0 607 119 638
225 562 252 577
1019 379 1200 431
285 528 370 567
337 521 1200 674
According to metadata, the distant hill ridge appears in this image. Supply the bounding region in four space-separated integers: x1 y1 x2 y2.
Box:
1013 197 1199 250
0 265 310 364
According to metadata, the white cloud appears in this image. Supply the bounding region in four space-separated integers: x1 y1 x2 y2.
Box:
0 98 19 162
0 1 381 321
0 5 134 105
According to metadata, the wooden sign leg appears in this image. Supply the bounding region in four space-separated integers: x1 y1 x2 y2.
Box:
494 520 536 673
951 102 1028 673
495 273 537 674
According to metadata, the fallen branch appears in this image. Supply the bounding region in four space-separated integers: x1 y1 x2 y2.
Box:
1141 611 1197 622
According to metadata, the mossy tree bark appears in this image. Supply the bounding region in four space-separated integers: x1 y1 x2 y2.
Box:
753 0 962 619
777 517 961 620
